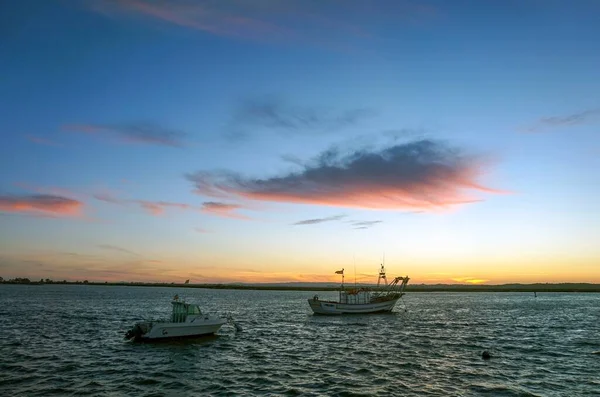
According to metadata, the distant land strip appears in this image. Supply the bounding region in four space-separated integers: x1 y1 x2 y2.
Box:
2 279 600 292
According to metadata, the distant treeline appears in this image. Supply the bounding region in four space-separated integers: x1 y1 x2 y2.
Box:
0 278 89 285
1 277 600 292
405 283 600 293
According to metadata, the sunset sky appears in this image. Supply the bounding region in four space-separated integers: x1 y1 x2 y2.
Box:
1 0 598 284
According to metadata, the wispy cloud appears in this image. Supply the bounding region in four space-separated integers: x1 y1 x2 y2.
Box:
524 108 600 132
187 139 502 211
201 201 248 219
26 135 63 147
228 96 375 139
88 0 437 49
90 0 290 41
351 220 382 229
93 193 123 204
93 193 194 215
293 214 346 225
63 123 188 147
97 244 140 256
93 193 248 219
0 194 83 217
136 200 193 215
194 227 211 234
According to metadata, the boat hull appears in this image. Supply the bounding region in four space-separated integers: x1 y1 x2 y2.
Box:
135 319 227 341
308 297 400 315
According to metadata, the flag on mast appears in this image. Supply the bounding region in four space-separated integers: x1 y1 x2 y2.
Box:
335 269 344 274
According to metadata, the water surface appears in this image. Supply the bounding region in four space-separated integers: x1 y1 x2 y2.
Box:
1 285 599 396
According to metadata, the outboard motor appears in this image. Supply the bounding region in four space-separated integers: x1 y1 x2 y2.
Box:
125 324 144 341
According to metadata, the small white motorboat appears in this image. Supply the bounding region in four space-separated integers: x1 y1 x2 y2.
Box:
308 264 409 315
125 296 228 341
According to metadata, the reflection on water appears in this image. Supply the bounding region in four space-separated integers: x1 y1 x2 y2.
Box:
1 285 599 396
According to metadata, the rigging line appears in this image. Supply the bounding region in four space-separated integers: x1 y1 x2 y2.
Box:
401 296 408 313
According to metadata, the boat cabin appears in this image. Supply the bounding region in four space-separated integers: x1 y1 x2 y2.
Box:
171 300 202 323
339 289 372 305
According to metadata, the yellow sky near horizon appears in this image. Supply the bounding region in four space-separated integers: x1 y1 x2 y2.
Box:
2 249 598 284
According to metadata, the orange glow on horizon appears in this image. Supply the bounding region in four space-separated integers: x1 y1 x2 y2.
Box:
5 265 600 285
2 249 599 285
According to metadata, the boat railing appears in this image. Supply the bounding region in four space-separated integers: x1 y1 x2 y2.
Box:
371 276 410 298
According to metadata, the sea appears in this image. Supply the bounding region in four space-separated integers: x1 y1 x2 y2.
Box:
0 285 599 396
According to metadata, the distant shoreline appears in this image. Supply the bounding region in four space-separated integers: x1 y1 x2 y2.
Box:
2 281 600 292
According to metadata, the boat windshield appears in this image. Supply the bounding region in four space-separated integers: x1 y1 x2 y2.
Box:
171 301 202 322
187 305 201 315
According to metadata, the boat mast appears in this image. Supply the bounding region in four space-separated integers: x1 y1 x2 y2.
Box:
377 256 388 287
335 268 345 289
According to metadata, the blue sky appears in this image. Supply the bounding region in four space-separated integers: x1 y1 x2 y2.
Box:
1 0 598 284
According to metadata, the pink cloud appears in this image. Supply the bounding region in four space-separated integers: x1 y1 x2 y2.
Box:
136 200 193 215
0 194 83 217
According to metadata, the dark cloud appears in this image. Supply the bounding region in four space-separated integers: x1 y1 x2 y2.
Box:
63 123 188 147
228 96 376 139
187 139 500 211
293 214 346 225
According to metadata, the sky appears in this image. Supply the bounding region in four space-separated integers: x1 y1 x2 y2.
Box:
1 0 599 284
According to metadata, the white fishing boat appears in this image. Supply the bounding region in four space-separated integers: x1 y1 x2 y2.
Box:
125 296 228 341
308 264 409 315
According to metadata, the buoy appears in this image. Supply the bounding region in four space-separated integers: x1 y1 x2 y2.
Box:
482 351 491 360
